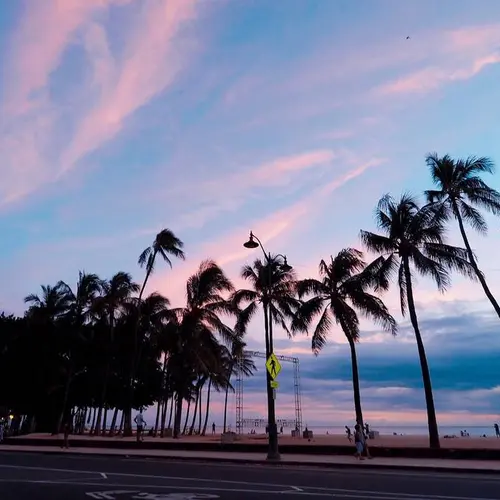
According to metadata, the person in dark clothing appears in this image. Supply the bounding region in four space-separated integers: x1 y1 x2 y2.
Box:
345 425 352 442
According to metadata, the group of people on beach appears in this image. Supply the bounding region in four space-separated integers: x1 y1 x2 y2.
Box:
345 423 372 460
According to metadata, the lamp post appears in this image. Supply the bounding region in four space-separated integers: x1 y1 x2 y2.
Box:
243 231 292 461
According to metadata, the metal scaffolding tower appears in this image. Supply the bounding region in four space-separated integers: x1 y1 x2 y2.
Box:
235 360 244 434
235 350 302 434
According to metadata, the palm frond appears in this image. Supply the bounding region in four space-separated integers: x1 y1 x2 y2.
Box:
291 296 325 334
311 306 332 354
458 201 488 234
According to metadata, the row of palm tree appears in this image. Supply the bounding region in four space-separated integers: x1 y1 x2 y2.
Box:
0 154 498 449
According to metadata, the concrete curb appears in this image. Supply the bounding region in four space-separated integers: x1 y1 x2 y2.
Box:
2 448 499 476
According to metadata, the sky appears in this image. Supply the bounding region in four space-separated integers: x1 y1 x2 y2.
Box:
1 0 500 431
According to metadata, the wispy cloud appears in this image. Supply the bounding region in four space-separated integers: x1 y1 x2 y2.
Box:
377 24 500 96
379 53 500 95
0 0 201 206
4 0 121 115
0 0 120 205
149 157 383 305
59 0 199 175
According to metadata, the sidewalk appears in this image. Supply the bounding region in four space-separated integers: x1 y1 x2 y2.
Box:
1 444 499 474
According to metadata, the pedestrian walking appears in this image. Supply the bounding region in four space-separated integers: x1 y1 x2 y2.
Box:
345 425 352 442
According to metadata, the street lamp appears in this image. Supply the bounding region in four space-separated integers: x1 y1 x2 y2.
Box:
242 230 292 461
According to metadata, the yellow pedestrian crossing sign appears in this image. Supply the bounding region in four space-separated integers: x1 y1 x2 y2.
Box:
266 353 281 379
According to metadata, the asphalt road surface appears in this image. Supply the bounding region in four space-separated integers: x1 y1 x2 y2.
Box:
1 452 500 500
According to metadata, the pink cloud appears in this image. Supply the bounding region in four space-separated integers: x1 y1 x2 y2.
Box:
379 54 500 95
377 24 500 96
0 0 129 206
59 0 199 175
148 158 383 306
162 149 336 229
5 0 124 115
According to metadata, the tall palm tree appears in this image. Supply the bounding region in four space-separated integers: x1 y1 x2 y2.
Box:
93 272 139 435
168 259 237 438
292 249 397 427
425 153 500 318
201 346 229 436
222 340 256 433
56 271 103 432
122 229 185 436
360 194 475 449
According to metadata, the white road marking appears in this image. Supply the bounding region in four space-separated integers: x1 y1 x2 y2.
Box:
86 490 137 499
0 479 496 500
0 464 496 500
101 473 108 479
0 479 418 498
291 486 304 491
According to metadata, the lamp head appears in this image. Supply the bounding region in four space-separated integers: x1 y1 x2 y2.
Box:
280 256 292 272
243 231 259 249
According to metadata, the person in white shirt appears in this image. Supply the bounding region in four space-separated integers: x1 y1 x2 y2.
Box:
134 411 146 442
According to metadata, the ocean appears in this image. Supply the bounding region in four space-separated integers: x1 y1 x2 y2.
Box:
236 424 497 437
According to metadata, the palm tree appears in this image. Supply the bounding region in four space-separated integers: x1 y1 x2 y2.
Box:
93 272 139 435
58 272 102 427
360 194 475 448
138 229 185 301
233 256 300 344
425 153 500 318
292 249 397 427
168 260 237 438
24 283 71 322
122 229 185 436
222 340 256 433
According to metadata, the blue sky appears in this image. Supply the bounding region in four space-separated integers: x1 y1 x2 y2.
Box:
1 0 500 428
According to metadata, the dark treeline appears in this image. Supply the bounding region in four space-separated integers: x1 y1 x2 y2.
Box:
1 154 499 449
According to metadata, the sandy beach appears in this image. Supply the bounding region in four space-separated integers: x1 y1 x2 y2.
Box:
10 432 500 450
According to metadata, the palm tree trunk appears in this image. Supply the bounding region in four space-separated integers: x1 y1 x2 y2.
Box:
197 386 204 435
155 355 169 436
168 395 175 429
57 372 73 434
173 393 183 439
202 379 212 436
403 257 440 449
93 406 102 436
453 202 500 318
123 408 132 437
102 407 108 435
182 400 191 435
90 407 97 435
109 407 118 436
118 411 125 434
160 398 169 436
223 368 233 433
154 401 162 437
189 387 200 435
95 363 111 436
127 252 158 437
345 333 363 428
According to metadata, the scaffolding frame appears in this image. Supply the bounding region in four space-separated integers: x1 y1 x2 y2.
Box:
235 350 302 434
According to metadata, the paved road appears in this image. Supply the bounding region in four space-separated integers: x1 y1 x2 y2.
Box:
1 452 499 500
